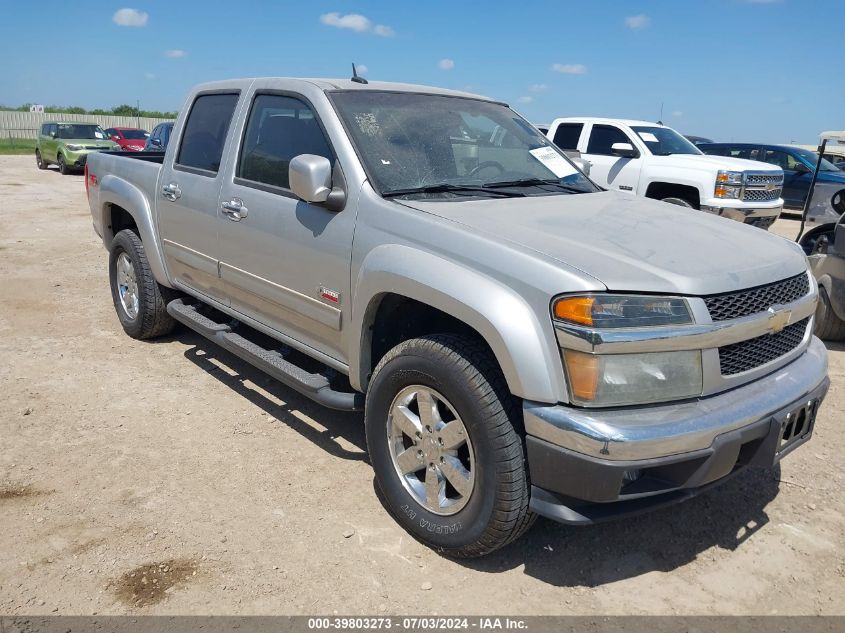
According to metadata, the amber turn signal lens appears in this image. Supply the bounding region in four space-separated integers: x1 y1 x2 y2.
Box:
562 350 599 401
553 297 595 326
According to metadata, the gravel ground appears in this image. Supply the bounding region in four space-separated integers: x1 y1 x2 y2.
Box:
1 154 843 615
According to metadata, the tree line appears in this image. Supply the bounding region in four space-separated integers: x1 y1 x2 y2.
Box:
0 104 177 118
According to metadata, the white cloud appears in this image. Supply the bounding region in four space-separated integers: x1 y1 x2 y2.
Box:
671 110 682 117
625 14 651 30
320 12 395 37
518 96 533 104
355 64 368 75
113 8 148 27
163 49 186 58
144 72 156 80
529 83 548 93
438 58 455 70
551 63 587 75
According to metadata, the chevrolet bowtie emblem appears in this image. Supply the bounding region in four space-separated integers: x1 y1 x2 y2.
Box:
767 306 792 333
766 182 776 192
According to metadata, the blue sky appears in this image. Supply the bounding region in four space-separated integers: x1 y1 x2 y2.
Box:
1 1 841 143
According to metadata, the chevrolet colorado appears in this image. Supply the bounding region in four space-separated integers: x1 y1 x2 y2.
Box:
86 78 829 557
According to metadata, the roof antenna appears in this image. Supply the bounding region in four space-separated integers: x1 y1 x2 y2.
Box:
351 63 368 84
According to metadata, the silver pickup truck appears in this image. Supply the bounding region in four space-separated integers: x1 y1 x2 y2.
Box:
86 77 829 558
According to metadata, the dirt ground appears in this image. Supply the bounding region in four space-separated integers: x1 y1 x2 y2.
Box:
1 154 843 615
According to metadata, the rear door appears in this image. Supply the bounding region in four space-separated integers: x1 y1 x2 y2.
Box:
157 90 241 303
580 123 643 193
216 87 356 362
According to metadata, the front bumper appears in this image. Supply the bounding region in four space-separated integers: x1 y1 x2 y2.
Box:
525 337 829 524
65 148 112 168
700 202 783 229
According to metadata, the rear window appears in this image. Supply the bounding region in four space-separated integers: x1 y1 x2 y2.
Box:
176 93 239 173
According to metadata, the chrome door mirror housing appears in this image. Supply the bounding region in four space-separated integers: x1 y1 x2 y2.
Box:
611 142 639 158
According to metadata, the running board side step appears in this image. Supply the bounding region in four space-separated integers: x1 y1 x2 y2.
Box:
166 299 364 411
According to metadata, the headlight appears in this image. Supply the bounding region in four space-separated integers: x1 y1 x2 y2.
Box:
553 294 692 328
716 170 743 185
563 349 703 406
714 170 743 199
65 144 83 151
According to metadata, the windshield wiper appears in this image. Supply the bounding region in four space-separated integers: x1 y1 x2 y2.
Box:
483 178 590 194
382 183 525 198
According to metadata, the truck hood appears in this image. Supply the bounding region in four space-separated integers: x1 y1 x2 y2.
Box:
648 153 780 174
401 191 807 296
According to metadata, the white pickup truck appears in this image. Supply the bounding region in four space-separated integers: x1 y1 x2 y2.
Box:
547 118 785 230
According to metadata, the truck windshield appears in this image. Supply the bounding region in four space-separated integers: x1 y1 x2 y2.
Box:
57 124 108 140
631 126 702 156
331 91 596 198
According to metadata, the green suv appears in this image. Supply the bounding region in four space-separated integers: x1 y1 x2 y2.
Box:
35 122 118 174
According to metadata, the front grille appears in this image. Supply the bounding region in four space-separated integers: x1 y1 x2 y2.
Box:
745 173 783 186
718 318 809 375
704 273 810 321
743 187 782 202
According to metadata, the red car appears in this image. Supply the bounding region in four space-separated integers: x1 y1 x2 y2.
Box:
105 127 149 152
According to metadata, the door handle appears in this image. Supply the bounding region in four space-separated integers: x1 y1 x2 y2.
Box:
161 183 181 200
221 198 248 221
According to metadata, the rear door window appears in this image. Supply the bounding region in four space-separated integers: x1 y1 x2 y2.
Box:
552 123 583 150
176 93 240 174
586 125 632 155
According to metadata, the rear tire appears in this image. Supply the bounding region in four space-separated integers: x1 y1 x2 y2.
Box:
365 334 535 558
109 229 178 340
57 153 68 175
36 150 46 170
814 286 845 341
661 196 695 208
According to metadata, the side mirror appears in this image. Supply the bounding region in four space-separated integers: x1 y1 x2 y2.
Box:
149 138 162 148
50 132 57 138
792 161 810 173
290 154 332 203
611 142 638 158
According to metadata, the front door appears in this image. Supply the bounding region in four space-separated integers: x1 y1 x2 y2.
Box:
157 91 241 303
580 124 643 194
217 89 357 362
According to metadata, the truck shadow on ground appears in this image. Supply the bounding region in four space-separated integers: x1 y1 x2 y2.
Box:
457 464 781 587
174 331 368 462
165 330 781 588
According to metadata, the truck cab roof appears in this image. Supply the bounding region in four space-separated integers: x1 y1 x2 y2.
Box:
189 77 495 102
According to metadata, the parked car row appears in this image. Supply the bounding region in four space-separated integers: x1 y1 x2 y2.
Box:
35 120 175 174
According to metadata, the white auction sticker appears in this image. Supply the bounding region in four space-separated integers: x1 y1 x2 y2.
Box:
529 146 577 178
638 132 659 143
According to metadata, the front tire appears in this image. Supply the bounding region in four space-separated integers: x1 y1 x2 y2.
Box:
365 334 535 558
57 153 68 175
109 229 177 340
814 286 845 341
36 150 46 170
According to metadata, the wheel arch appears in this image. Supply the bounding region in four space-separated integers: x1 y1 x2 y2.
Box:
644 180 702 208
349 245 566 403
98 175 172 287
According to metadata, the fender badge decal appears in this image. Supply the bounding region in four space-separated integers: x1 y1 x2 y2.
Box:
319 286 340 304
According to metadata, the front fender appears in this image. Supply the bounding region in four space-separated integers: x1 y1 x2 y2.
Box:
98 175 171 287
349 245 567 404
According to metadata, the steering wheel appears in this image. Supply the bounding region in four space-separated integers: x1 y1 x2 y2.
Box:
468 161 505 178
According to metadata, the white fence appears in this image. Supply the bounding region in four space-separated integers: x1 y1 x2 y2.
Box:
0 110 175 138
